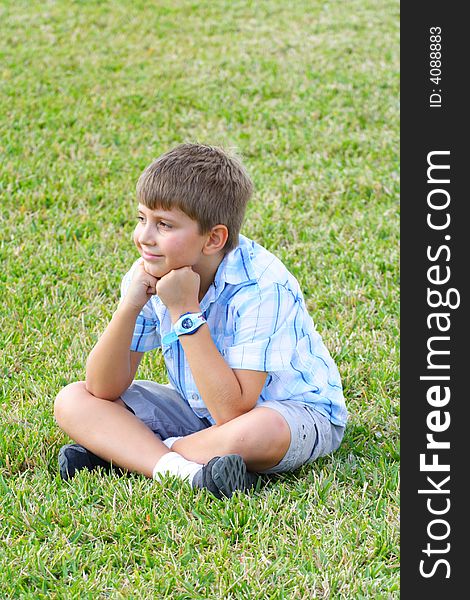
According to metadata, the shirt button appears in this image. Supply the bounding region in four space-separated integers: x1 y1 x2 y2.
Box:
191 393 199 401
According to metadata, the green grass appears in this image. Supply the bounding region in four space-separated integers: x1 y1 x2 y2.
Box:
0 0 399 597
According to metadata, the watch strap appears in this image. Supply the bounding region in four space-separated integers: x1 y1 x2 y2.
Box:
161 330 179 345
162 312 206 345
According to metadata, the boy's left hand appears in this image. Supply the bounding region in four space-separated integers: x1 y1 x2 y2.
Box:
155 267 201 321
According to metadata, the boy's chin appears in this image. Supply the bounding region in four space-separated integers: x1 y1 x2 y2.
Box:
143 258 191 278
142 260 169 279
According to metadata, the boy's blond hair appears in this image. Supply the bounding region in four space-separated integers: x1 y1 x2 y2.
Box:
136 143 253 253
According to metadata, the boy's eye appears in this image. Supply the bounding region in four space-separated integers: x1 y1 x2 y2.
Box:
136 215 172 230
157 221 172 230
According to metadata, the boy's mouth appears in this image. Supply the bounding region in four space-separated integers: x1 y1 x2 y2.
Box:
142 251 164 260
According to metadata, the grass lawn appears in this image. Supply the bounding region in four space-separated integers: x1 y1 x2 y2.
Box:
0 0 399 597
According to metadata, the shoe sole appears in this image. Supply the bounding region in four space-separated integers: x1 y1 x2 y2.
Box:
210 454 248 498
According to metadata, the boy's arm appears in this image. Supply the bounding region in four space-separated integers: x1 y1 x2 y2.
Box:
178 326 267 425
85 261 157 400
157 267 267 425
85 304 144 400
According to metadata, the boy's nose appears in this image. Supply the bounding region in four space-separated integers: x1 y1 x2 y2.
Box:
138 226 156 245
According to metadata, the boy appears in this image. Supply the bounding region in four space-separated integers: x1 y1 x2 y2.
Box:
55 143 348 499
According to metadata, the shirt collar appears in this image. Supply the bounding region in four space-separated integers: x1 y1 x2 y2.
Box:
200 235 257 310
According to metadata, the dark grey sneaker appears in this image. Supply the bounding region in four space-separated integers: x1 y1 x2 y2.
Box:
192 454 260 499
58 444 115 480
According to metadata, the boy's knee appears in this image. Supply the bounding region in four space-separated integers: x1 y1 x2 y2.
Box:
230 407 290 453
54 381 87 425
260 407 290 437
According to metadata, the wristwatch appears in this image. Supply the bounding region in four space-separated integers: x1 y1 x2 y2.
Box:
162 312 207 345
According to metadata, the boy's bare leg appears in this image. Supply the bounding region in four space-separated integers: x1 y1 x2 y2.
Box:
56 384 290 477
54 382 169 478
172 407 291 472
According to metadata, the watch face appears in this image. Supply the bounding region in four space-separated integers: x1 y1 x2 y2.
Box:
181 317 194 330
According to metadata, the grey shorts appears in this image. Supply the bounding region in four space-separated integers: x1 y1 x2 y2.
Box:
121 380 345 475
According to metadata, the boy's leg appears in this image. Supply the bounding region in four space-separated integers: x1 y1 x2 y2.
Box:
55 382 330 493
171 401 340 475
55 381 257 497
54 381 170 478
171 406 292 473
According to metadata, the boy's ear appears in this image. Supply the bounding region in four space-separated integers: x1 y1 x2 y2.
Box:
203 224 229 255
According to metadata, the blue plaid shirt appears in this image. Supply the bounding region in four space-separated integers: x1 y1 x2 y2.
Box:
121 235 348 427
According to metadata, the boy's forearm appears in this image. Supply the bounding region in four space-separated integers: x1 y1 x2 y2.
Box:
157 268 257 424
177 325 250 425
85 303 140 400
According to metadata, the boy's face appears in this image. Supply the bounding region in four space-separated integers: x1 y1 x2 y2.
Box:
133 204 208 278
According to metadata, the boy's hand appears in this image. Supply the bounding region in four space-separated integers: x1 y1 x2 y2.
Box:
121 259 159 313
156 267 201 322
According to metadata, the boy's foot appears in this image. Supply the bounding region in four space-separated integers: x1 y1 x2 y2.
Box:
192 454 259 499
58 443 115 480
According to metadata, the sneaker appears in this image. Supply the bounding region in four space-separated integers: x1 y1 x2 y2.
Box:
192 454 259 499
58 443 115 480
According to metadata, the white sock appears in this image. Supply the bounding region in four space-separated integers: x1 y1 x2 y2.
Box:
152 451 203 485
162 436 183 449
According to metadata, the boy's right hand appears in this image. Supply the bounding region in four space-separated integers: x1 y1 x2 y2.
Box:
120 259 159 313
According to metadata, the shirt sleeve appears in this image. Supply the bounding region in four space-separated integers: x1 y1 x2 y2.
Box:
120 261 161 352
224 283 301 372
